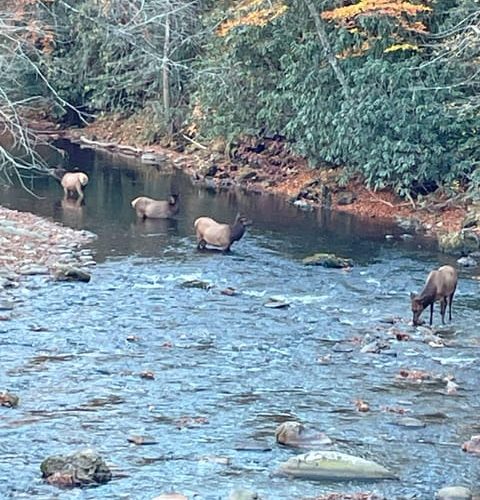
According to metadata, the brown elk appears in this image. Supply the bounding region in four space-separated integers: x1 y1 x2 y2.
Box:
194 214 252 252
410 265 458 326
131 195 179 219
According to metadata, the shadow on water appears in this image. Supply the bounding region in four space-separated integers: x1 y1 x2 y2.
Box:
0 138 479 499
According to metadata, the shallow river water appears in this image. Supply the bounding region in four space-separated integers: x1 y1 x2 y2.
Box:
0 141 479 499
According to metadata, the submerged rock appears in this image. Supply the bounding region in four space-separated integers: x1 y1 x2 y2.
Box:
436 486 473 499
0 391 19 408
303 253 353 268
52 265 91 283
278 451 395 481
40 448 112 487
393 417 426 429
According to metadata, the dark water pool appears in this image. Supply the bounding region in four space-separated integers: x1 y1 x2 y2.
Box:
0 140 479 499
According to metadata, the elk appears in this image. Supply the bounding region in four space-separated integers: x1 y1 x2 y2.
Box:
194 214 252 252
410 265 458 326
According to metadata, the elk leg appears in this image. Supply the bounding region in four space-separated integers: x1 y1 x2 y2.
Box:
448 292 454 321
429 302 434 326
440 298 447 324
75 183 84 201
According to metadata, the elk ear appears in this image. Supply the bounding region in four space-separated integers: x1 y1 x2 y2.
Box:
410 292 416 300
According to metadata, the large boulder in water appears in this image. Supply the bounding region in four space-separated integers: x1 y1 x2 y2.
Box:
303 253 353 268
278 450 395 481
40 448 112 487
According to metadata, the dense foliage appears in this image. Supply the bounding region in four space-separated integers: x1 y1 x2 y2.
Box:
2 0 479 193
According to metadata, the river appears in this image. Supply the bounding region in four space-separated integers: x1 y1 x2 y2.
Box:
0 140 479 499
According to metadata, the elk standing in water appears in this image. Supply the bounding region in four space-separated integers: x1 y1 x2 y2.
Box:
53 169 89 201
131 195 179 219
194 214 252 252
410 265 458 326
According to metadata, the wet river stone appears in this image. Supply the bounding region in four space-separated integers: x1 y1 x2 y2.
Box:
52 265 91 283
436 486 473 499
0 391 19 408
275 421 332 448
278 451 395 480
40 448 112 487
229 489 260 500
302 253 353 268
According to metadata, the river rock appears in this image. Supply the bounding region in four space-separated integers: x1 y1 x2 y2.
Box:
19 265 49 276
303 253 353 268
181 279 213 290
264 299 290 309
456 256 477 267
237 167 258 182
395 216 423 232
438 230 480 255
293 199 313 211
229 489 260 500
40 448 112 487
462 435 480 454
0 391 19 408
141 152 165 165
278 451 395 480
436 486 473 499
52 265 91 283
275 421 332 448
337 191 356 205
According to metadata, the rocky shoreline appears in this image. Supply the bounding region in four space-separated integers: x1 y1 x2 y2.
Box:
0 206 96 292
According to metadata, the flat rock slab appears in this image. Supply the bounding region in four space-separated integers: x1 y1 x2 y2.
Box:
279 451 395 481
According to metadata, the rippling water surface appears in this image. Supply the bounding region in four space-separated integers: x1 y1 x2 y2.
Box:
0 141 479 499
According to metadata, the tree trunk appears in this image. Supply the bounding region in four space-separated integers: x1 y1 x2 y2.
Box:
303 0 349 96
163 13 172 135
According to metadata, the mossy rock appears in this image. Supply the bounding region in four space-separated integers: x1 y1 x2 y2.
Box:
41 448 112 487
303 253 353 268
438 231 480 255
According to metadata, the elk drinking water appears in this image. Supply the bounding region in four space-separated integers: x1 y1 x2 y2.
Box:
131 195 179 219
410 265 458 326
194 214 252 252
